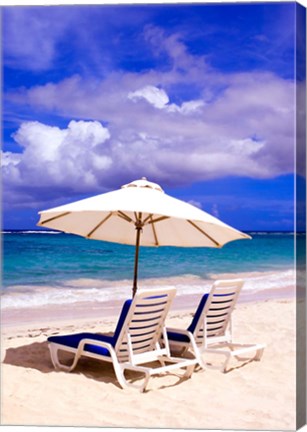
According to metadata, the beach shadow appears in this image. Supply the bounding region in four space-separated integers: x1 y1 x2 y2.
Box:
225 357 259 373
203 356 259 374
2 341 192 391
3 341 126 388
3 341 54 373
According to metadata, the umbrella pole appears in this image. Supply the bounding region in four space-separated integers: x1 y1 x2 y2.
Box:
132 224 142 297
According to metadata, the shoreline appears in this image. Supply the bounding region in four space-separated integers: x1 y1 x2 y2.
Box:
1 283 294 330
1 267 295 324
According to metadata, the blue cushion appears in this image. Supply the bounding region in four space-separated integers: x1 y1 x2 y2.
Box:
47 298 133 357
188 293 209 333
167 330 191 343
113 299 132 340
167 293 208 343
47 332 114 356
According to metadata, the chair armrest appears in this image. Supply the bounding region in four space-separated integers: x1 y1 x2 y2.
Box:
77 338 115 358
78 338 113 350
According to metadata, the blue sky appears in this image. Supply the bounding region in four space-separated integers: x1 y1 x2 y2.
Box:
1 2 304 231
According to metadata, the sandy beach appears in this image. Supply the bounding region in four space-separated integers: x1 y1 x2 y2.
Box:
1 288 297 430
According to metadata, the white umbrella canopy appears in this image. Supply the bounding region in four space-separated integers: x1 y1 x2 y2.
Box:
37 178 251 295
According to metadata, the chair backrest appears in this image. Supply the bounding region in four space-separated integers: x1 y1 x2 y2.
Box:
115 287 176 363
192 279 244 346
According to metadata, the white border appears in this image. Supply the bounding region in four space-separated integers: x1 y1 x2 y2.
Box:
1 1 306 432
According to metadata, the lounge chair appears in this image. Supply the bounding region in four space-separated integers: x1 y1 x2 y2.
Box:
47 287 197 392
166 279 265 372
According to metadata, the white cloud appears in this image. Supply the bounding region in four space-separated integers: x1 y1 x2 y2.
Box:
187 200 203 209
170 100 205 114
128 85 169 109
128 85 205 115
229 138 265 156
3 8 73 71
211 204 220 218
4 26 296 208
1 151 21 167
3 120 112 205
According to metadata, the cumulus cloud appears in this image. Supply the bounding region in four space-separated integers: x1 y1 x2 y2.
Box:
168 100 205 114
3 25 296 209
128 86 169 109
3 120 111 206
2 151 21 167
128 85 205 115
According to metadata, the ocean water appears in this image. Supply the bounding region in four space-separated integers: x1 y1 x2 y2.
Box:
1 231 301 310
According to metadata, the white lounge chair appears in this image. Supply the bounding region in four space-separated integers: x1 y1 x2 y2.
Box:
166 279 265 372
48 287 197 392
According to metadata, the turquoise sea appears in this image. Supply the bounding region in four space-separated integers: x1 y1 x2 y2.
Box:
1 231 302 310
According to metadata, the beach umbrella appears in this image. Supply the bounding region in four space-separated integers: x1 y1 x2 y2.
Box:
37 178 250 296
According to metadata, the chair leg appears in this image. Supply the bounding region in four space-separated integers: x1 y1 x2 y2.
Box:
111 362 130 389
221 344 265 371
189 339 206 370
49 344 80 372
177 344 205 371
158 357 166 368
178 347 189 356
119 365 151 392
221 352 232 373
110 354 151 392
255 346 265 361
183 363 196 378
229 344 265 362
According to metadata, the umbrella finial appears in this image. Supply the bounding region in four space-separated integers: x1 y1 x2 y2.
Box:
122 178 164 193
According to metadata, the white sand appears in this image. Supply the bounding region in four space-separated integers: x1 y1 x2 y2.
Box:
1 294 297 430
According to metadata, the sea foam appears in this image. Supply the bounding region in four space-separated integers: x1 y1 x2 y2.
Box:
1 269 295 310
